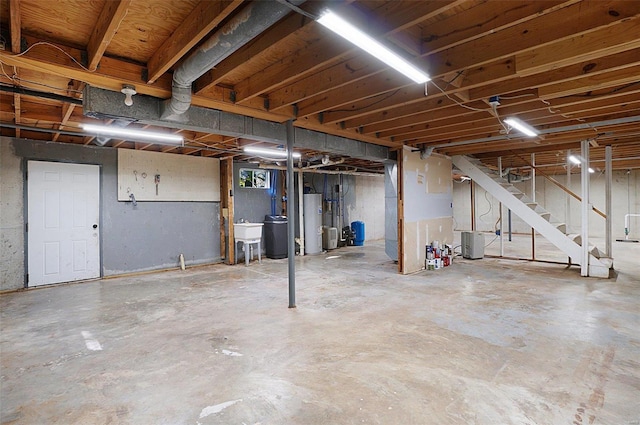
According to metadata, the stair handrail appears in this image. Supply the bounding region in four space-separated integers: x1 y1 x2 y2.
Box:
509 152 606 219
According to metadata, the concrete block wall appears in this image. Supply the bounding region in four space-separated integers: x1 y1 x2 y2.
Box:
1 141 24 291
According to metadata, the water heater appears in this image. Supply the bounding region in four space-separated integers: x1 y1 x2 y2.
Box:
304 194 323 254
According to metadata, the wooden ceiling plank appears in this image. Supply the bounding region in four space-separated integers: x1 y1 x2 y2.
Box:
233 0 464 104
538 65 640 100
194 9 313 94
425 1 639 79
421 0 576 55
470 48 640 101
323 1 639 127
87 0 133 72
516 17 640 77
146 0 243 84
0 35 291 123
333 44 639 129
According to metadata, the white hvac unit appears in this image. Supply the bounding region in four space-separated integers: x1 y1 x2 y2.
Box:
461 231 485 259
323 226 338 250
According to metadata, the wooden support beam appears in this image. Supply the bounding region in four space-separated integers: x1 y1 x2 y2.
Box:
87 0 132 71
232 0 465 104
147 0 242 84
538 65 640 99
9 0 21 53
221 158 235 265
0 35 291 122
194 9 313 94
10 0 21 138
516 17 640 77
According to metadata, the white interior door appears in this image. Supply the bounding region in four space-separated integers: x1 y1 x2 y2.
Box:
27 161 100 286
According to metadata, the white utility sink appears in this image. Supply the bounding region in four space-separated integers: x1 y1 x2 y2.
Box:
235 222 264 240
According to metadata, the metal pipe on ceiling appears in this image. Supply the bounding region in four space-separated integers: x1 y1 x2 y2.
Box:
0 84 82 105
162 0 305 120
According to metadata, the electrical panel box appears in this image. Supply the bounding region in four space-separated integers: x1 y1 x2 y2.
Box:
461 231 485 259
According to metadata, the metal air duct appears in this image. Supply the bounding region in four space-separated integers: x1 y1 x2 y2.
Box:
162 0 305 120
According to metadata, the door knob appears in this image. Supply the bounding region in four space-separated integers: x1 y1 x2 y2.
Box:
93 224 98 229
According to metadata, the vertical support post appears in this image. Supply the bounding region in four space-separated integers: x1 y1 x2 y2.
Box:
605 145 612 257
286 120 296 308
566 149 572 233
221 158 234 265
287 120 296 308
470 180 476 231
498 156 504 257
298 169 305 256
397 148 405 273
580 140 590 276
507 172 512 242
531 153 536 260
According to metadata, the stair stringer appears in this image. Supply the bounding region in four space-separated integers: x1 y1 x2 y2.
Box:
452 155 610 273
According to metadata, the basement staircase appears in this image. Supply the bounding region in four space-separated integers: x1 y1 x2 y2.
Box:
452 155 613 278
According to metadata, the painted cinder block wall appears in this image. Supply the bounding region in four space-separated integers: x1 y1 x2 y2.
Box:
0 137 220 291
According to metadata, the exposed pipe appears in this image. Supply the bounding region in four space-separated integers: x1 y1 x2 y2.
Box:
258 164 383 177
0 84 82 105
162 0 304 120
304 158 345 169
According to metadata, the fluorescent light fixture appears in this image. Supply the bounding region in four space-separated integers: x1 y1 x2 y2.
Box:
81 124 183 145
504 117 539 137
317 10 430 84
588 167 595 173
243 146 301 159
568 155 581 165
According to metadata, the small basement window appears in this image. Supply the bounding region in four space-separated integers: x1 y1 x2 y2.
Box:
239 168 270 189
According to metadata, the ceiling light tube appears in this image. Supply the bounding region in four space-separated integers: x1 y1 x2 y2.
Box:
504 117 539 137
244 146 301 159
317 10 430 84
568 155 581 165
81 124 183 145
588 167 595 173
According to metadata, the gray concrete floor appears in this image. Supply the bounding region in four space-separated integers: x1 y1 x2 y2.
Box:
1 237 639 424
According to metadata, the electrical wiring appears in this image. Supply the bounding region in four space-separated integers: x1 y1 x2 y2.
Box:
429 79 486 112
484 234 499 248
478 190 494 222
499 93 536 100
328 89 400 114
9 41 92 72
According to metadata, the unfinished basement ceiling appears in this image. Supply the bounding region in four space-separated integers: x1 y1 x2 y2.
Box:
0 0 639 173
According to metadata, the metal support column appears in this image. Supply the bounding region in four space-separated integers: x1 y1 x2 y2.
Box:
298 169 305 256
498 157 504 257
605 145 612 257
286 120 296 308
470 180 476 231
580 140 590 277
531 153 536 260
566 149 572 233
